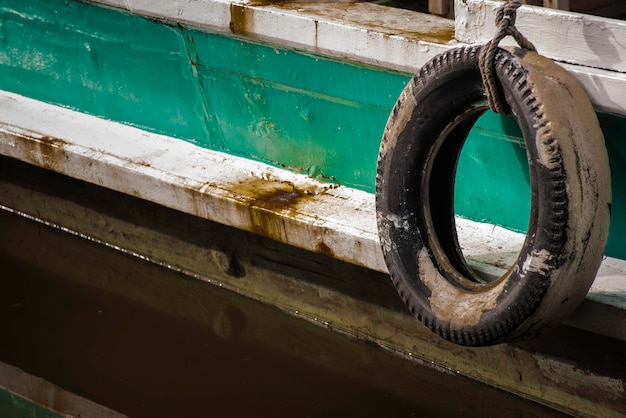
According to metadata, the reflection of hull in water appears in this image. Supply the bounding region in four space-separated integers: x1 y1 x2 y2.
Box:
1 205 570 417
0 0 625 416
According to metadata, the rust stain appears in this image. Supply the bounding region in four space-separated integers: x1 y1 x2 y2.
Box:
252 188 306 210
232 177 312 211
274 2 456 44
249 206 291 241
316 241 334 257
230 1 299 35
39 136 68 148
228 177 319 241
27 135 69 172
229 1 455 44
196 174 333 243
229 3 247 35
248 187 305 240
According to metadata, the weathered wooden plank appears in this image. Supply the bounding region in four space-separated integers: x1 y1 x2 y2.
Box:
0 0 416 193
455 0 626 113
437 0 571 18
456 0 626 73
439 0 626 20
0 90 387 273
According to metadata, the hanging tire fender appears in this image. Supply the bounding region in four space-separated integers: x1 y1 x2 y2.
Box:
376 46 611 346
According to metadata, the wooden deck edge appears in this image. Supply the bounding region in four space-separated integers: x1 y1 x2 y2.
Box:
0 90 624 343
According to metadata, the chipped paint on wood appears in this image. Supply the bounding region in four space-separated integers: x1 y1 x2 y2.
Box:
535 354 625 401
0 90 387 272
0 0 413 192
87 0 626 115
94 0 458 73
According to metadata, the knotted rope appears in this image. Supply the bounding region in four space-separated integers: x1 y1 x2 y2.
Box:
478 0 537 114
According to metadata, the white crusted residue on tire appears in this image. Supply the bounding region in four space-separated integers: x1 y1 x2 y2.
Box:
378 213 411 254
519 249 554 278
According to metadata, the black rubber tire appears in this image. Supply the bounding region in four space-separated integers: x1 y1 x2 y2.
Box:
376 45 611 346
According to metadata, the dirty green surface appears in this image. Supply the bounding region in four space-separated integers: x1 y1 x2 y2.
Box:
456 111 531 234
1 0 626 259
0 389 63 418
0 0 407 189
184 29 406 186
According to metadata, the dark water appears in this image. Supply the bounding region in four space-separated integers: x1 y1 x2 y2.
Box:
0 209 568 418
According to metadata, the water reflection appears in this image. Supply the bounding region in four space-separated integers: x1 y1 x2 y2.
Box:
0 210 565 417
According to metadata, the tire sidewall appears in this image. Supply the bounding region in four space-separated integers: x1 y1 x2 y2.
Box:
376 45 610 345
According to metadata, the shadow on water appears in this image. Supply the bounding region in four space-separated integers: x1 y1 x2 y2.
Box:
0 164 569 417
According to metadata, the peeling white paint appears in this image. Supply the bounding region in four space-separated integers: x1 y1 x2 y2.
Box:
92 0 457 74
456 0 626 73
535 355 625 401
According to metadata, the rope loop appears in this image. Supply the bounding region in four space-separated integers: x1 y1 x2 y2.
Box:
479 0 536 114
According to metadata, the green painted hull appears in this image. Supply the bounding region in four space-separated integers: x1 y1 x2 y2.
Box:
2 0 625 259
0 389 64 418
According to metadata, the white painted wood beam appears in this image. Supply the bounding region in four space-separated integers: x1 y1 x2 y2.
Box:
93 0 458 74
0 90 387 273
456 0 626 73
455 0 626 113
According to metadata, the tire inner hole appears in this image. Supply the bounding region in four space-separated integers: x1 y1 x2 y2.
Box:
453 112 531 282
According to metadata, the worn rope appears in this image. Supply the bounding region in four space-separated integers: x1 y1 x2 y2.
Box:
478 0 537 114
